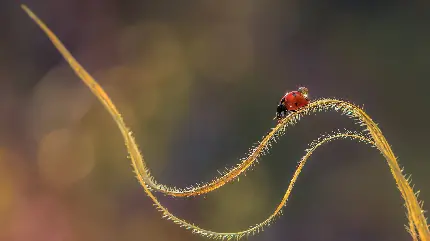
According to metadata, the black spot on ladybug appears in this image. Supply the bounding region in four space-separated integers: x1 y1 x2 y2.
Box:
292 92 296 97
295 102 298 106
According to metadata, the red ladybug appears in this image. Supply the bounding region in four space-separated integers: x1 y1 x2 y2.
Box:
275 87 310 121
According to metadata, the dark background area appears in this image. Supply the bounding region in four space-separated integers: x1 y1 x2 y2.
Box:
0 0 429 240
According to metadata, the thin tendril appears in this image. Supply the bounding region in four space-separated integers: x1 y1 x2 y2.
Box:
20 4 430 240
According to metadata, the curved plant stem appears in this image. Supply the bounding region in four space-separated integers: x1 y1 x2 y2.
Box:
21 4 429 240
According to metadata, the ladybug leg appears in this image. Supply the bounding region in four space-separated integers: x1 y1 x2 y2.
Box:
282 110 292 118
275 104 287 120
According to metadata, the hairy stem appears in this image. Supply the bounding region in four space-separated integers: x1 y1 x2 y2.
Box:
21 4 429 240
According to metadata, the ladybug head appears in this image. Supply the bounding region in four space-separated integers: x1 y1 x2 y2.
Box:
298 87 309 99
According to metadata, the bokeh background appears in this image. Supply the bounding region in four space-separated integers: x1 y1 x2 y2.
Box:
1 0 430 240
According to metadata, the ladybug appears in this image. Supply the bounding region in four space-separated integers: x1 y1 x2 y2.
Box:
275 87 310 121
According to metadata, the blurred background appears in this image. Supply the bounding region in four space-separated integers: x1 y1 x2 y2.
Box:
0 0 429 240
